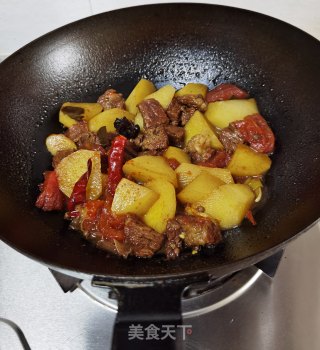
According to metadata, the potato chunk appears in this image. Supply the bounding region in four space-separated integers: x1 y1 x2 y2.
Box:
175 83 208 98
111 178 159 216
143 85 176 109
59 102 103 128
175 163 234 189
86 152 102 200
134 112 144 130
88 108 135 133
177 172 224 204
55 150 96 197
205 99 259 128
143 179 176 233
227 144 272 176
45 134 76 156
163 146 191 164
125 79 156 115
123 155 178 188
184 111 223 149
198 184 255 229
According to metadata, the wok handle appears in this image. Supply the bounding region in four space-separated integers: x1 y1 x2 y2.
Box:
111 284 186 350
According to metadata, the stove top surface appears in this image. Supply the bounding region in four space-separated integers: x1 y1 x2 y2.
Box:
1 223 319 350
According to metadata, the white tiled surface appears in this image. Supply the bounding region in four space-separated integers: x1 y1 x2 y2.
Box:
0 0 319 61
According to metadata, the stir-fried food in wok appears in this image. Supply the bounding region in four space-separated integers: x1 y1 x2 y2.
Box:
36 80 275 259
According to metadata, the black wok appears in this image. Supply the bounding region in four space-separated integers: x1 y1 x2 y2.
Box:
0 4 319 349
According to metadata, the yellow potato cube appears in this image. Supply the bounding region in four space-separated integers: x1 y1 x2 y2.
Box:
55 150 96 197
143 85 176 109
86 152 102 201
143 179 176 233
227 144 272 176
177 171 224 204
175 163 234 189
175 83 208 98
184 111 223 149
125 79 156 115
198 184 255 229
205 99 259 128
45 134 76 156
163 146 191 164
123 155 178 188
88 108 135 133
59 102 103 128
111 178 159 216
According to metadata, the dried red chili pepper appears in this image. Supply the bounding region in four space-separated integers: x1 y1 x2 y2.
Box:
107 135 127 196
67 159 92 212
246 210 257 226
206 83 249 103
231 114 275 154
35 170 64 211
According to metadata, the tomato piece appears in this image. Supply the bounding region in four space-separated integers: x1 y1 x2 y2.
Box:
231 114 275 153
98 195 125 241
206 83 249 103
36 171 64 211
81 200 104 233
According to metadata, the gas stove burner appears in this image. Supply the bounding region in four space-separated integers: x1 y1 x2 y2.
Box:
49 250 284 317
77 266 263 317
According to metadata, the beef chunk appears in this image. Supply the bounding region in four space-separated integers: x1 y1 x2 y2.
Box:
124 215 164 258
124 140 140 161
141 126 169 152
185 134 214 163
138 98 169 128
217 126 244 153
65 121 90 142
97 127 117 148
52 149 74 168
65 121 101 151
175 215 221 247
97 88 125 110
165 125 185 147
165 219 183 260
197 150 231 168
167 94 207 126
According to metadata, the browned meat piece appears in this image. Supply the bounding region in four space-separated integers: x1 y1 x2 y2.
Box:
65 121 102 151
217 126 244 153
124 140 140 160
65 121 89 142
97 127 117 148
178 94 208 110
166 97 183 126
176 215 221 247
141 125 169 152
165 125 185 147
138 98 169 128
97 88 125 110
124 214 164 258
197 150 231 168
167 94 207 126
185 134 214 163
52 149 74 168
165 219 183 260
